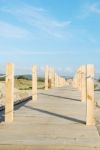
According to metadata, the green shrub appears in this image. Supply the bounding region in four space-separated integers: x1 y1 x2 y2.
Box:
38 77 44 82
94 84 97 89
0 77 5 81
17 75 31 80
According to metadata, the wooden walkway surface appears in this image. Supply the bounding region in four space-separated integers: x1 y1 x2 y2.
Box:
0 86 100 150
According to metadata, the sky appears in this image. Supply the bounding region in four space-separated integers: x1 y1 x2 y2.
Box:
0 0 100 76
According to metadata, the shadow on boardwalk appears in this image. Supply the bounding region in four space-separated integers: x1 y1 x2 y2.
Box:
95 89 100 91
0 96 32 123
24 105 86 125
39 93 81 102
0 110 4 123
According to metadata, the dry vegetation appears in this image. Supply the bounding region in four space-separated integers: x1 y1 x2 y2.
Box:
0 78 45 106
15 79 44 90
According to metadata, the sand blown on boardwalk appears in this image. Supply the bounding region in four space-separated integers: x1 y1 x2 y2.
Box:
0 78 45 106
0 82 32 106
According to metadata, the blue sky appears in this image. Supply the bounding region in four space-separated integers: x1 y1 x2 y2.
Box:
0 0 100 76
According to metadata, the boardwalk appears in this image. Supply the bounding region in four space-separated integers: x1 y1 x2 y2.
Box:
0 86 100 150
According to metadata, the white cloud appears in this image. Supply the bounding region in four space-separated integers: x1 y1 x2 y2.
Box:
78 3 100 19
89 3 100 14
0 21 30 38
0 5 71 38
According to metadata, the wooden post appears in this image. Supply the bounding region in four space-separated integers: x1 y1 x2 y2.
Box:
75 74 77 88
48 68 52 88
5 63 14 123
45 65 48 90
76 67 82 91
86 64 95 126
54 73 57 87
49 68 55 88
56 75 59 87
76 70 79 89
81 65 86 102
51 68 55 88
77 69 80 90
58 76 60 87
79 67 82 91
32 65 37 101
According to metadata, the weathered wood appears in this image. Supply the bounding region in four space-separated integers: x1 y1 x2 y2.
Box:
86 64 95 126
81 65 86 102
51 68 55 88
45 65 48 90
54 73 57 87
48 68 55 88
5 63 14 123
79 67 82 91
48 68 52 88
32 65 37 101
76 70 79 89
